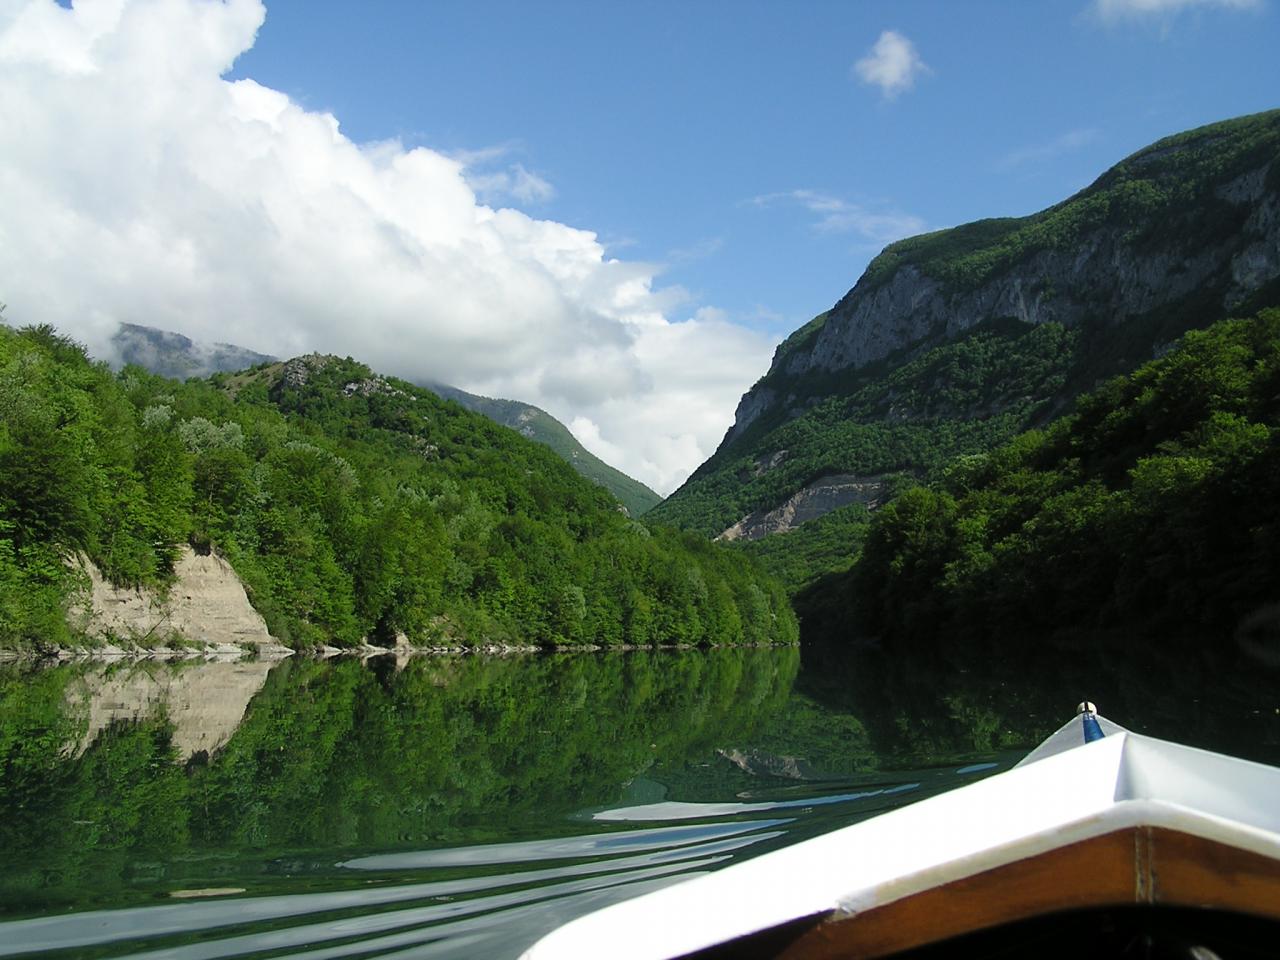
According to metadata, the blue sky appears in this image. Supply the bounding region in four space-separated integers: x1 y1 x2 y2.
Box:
231 0 1280 336
2 0 1277 492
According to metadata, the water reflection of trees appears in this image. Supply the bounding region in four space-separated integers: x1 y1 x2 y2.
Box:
799 629 1280 767
0 648 797 914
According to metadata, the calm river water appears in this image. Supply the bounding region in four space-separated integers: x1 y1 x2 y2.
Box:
2 645 1278 958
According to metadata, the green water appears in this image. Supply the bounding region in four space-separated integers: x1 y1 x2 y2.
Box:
1 645 1277 958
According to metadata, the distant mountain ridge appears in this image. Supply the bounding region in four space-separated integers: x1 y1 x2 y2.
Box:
110 322 660 516
649 109 1280 588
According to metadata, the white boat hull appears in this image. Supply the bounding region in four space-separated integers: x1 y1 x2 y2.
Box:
521 719 1280 959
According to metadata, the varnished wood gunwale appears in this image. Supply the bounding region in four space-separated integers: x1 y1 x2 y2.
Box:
759 827 1280 960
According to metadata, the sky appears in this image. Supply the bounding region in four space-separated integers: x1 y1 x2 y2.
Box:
0 0 1277 494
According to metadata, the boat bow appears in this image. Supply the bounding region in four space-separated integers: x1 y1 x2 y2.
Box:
520 721 1280 959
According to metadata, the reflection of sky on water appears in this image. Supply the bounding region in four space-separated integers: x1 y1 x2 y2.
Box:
7 864 710 960
0 820 793 958
592 782 921 822
20 770 968 960
339 819 790 870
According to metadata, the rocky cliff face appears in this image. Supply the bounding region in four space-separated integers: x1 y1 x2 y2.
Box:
718 474 888 542
70 545 285 652
809 170 1277 373
725 124 1280 446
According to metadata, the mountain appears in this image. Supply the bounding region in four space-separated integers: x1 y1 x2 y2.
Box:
426 383 661 516
112 322 275 380
0 325 796 651
792 306 1280 759
649 109 1280 588
110 323 660 516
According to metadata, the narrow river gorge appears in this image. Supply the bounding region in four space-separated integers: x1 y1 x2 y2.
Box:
2 645 1277 958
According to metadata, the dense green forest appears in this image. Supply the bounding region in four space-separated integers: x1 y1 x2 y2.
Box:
0 324 796 651
800 308 1280 660
757 309 1280 764
0 648 797 913
113 322 663 516
654 318 1078 542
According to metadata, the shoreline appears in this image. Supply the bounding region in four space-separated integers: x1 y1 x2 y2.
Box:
0 638 800 665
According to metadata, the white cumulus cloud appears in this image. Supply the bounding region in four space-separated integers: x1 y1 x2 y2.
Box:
0 0 780 496
853 29 929 100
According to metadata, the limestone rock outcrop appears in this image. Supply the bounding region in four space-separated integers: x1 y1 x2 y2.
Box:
718 475 888 541
71 546 278 649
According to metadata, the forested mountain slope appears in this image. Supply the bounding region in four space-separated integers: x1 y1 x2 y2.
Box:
112 323 661 516
0 325 795 651
426 383 661 516
830 308 1280 653
649 110 1280 588
796 309 1280 750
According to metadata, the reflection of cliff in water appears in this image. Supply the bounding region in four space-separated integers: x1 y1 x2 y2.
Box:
0 648 799 913
68 662 274 760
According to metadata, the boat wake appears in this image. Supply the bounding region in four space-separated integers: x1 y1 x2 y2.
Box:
0 765 1005 959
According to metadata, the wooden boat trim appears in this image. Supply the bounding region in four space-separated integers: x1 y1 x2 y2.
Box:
770 826 1280 960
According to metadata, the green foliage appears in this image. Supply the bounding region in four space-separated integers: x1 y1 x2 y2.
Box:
730 504 872 593
429 384 662 516
811 308 1280 658
0 668 82 839
0 330 188 647
0 330 795 650
651 320 1079 554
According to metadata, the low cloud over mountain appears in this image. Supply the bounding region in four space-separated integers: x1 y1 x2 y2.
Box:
0 0 776 494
